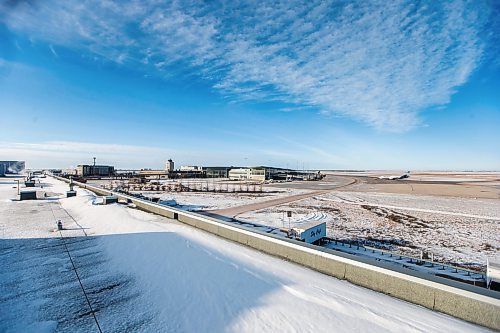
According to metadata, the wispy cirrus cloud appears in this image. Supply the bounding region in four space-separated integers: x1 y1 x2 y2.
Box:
0 141 220 169
0 141 175 167
0 0 492 131
0 141 282 169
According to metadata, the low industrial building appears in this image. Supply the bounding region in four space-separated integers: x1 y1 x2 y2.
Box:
227 166 322 181
0 161 25 176
228 168 251 181
138 169 168 179
76 164 115 177
228 167 266 181
168 170 204 179
228 166 295 181
180 166 202 172
203 166 233 178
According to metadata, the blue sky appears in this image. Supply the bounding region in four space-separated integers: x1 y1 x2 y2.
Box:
0 0 499 170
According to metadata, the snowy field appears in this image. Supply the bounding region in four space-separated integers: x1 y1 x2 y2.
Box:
237 191 500 271
0 177 491 332
148 187 309 211
323 171 500 182
92 177 500 270
89 179 310 211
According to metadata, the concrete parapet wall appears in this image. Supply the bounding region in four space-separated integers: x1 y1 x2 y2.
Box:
53 175 500 330
433 287 500 330
344 263 435 308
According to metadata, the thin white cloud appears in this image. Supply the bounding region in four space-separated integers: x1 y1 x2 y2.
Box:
4 141 168 155
0 141 273 169
48 44 58 57
0 0 492 131
275 136 347 166
0 141 176 168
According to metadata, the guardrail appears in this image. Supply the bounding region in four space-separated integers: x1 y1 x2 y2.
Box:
52 175 500 330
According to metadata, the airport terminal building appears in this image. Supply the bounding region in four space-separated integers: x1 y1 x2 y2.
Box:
228 166 294 181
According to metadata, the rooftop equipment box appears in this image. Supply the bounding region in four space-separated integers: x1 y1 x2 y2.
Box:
20 190 37 200
25 181 35 187
103 195 118 205
291 221 326 244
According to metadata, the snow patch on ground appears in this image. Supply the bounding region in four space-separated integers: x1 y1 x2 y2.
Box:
238 191 499 271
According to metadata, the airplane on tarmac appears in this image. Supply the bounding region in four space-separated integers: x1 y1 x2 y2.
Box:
378 171 411 180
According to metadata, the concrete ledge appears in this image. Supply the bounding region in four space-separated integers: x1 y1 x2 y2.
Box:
52 175 500 330
313 254 346 279
345 264 435 308
434 288 500 329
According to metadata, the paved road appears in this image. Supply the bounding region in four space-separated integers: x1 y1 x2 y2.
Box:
208 175 357 218
208 190 333 217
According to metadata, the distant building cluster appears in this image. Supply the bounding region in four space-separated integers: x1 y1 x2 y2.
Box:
0 161 25 176
146 164 310 181
58 158 322 182
169 164 321 181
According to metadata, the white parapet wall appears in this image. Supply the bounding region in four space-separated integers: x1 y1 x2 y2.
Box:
53 175 500 331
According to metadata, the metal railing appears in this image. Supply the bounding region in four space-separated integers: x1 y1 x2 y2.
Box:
324 237 486 281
